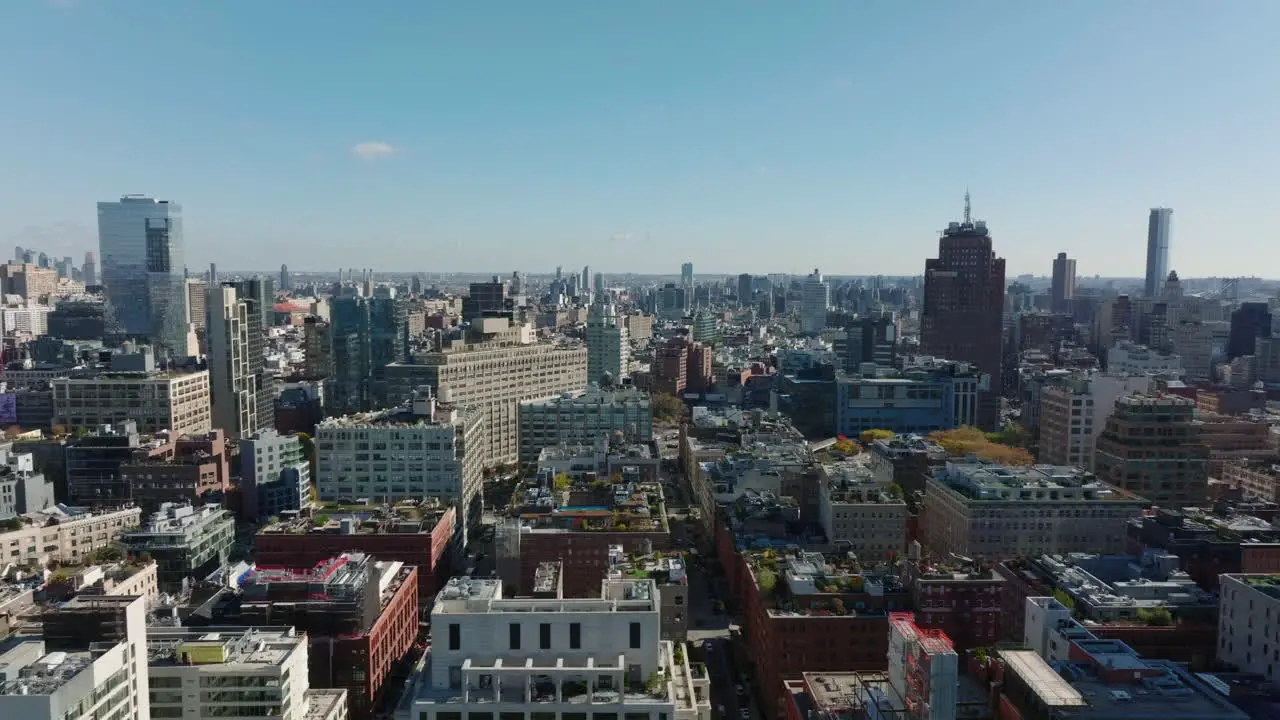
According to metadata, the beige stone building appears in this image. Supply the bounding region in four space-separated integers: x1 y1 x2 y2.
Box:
0 505 142 567
52 370 212 436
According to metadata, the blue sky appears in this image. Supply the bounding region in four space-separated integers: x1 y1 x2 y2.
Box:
2 1 1278 277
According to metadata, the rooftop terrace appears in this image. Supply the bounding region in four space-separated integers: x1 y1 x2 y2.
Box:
934 459 1141 503
258 499 451 535
146 626 303 667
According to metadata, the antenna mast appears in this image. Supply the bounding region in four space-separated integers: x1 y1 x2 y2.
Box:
963 189 971 225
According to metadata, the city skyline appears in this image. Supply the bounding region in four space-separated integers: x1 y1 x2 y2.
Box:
4 3 1280 276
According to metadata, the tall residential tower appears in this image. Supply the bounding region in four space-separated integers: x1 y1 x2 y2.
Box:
1144 207 1172 297
97 195 188 357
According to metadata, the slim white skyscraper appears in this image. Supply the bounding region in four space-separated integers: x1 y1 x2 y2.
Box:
800 268 830 335
1144 207 1172 297
206 284 259 439
97 195 188 357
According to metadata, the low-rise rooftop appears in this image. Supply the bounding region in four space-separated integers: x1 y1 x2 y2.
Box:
146 626 303 667
258 499 451 535
932 458 1143 503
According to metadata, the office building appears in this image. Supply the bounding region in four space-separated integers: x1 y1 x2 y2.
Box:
0 596 149 720
921 458 1149 560
240 429 313 520
280 262 292 292
97 195 188 357
146 626 348 720
1093 394 1210 507
817 461 907 558
799 268 829 335
0 505 141 568
403 574 710 720
1145 207 1173 298
1227 301 1272 360
316 390 485 530
303 316 334 379
462 276 508 320
840 315 897 372
1106 340 1183 377
122 429 231 513
919 195 1006 429
82 251 96 286
737 273 753 307
184 278 206 332
206 284 259 439
47 299 106 340
331 295 409 414
585 300 630 385
834 358 984 437
680 261 693 289
518 387 652 466
656 283 688 320
52 365 211 437
381 323 587 466
0 263 59 302
119 503 236 592
65 421 167 506
228 278 277 432
652 335 712 396
1050 251 1076 314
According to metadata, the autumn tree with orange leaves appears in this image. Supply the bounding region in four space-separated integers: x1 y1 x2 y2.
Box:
929 426 1035 466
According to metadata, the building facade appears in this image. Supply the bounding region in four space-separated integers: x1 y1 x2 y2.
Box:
517 388 652 466
97 195 188 357
1093 394 1210 507
120 503 236 592
586 300 630 385
52 370 212 437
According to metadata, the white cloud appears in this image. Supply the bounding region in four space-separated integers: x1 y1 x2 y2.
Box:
351 141 396 160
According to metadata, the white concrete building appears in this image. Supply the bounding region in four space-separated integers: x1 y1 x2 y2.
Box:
402 575 710 720
0 302 52 337
146 626 347 720
1218 574 1280 681
817 461 908 558
1106 341 1183 378
800 268 829 335
1169 320 1230 382
0 595 149 720
586 300 630 385
0 505 142 568
316 390 485 516
518 388 652 465
205 284 258 439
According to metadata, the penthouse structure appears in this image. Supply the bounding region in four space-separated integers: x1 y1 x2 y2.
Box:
316 389 485 534
922 459 1149 561
0 596 149 720
227 554 417 720
146 626 348 720
119 503 236 592
52 368 212 436
402 575 710 720
865 434 948 496
0 505 141 568
255 503 456 601
381 320 589 466
518 387 653 466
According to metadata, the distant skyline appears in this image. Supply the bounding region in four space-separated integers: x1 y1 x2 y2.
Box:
3 2 1279 276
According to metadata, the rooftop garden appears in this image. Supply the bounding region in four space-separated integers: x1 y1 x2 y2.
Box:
929 426 1034 466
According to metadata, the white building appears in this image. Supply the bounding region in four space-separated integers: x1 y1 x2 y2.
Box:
1218 574 1280 681
817 462 907 558
0 595 150 720
1038 372 1153 470
1169 320 1230 382
1106 341 1183 378
0 505 142 568
518 388 652 465
316 390 485 517
586 300 630 386
240 429 313 519
0 302 52 337
206 284 258 439
800 268 829 335
402 575 710 720
146 626 347 720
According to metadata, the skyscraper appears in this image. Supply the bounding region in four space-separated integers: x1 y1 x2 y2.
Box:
1050 252 1076 314
799 269 829 334
12 246 22 263
1144 208 1172 297
593 271 605 296
737 273 754 308
206 284 259 439
279 263 291 292
919 193 1005 429
231 278 278 431
581 265 591 295
330 295 409 414
681 262 694 289
97 195 188 357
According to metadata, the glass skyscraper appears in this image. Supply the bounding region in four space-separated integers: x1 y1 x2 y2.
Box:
1144 207 1173 298
98 195 188 358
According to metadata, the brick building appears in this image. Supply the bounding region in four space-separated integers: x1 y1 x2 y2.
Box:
123 429 231 513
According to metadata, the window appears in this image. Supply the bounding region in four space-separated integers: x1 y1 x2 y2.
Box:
540 623 551 649
449 623 461 651
570 622 581 649
509 623 521 650
629 622 641 649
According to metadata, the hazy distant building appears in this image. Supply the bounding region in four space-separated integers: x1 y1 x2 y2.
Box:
280 263 292 292
799 269 829 334
586 300 630 384
1144 208 1172 298
1050 252 1076 314
82 250 97 286
680 262 693 289
97 195 188 357
738 273 754 307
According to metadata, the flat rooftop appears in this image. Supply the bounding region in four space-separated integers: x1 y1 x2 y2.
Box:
259 502 451 535
935 460 1142 502
433 576 658 615
147 627 303 668
0 643 97 697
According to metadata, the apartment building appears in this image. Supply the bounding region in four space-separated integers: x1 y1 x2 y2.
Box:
921 458 1149 561
382 322 588 467
240 429 313 519
817 461 908 558
52 369 212 436
1222 459 1280 503
517 387 652 465
147 626 348 720
316 390 484 536
0 595 149 720
1037 373 1152 469
120 503 235 592
0 505 141 568
1218 574 1280 681
1106 341 1183 377
1094 394 1211 507
403 575 710 720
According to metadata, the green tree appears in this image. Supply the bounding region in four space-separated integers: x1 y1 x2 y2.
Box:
757 568 778 593
296 432 318 488
1137 607 1173 626
1052 589 1075 610
651 393 686 422
553 474 573 491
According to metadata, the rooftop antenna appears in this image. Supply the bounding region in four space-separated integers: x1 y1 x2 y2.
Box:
963 189 972 225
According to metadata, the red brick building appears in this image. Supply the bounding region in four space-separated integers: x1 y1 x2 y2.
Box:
123 429 232 513
236 554 419 720
255 505 454 604
907 564 1005 651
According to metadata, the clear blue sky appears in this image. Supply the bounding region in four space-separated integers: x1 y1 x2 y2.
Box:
2 1 1278 277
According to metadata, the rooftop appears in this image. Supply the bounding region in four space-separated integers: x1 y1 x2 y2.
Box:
0 644 99 697
523 387 650 407
126 503 230 536
747 549 904 616
316 395 476 429
933 458 1143 503
258 500 451 535
1229 574 1280 600
146 626 303 667
433 575 659 615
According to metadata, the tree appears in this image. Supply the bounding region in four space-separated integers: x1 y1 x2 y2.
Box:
553 474 573 491
832 436 859 455
651 393 686 422
986 423 1034 450
859 429 895 443
930 426 1034 466
1137 607 1173 626
296 432 318 483
756 568 778 593
1052 589 1075 610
